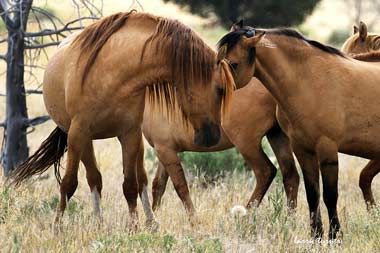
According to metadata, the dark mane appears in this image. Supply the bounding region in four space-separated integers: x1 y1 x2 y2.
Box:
71 10 137 85
266 28 344 57
217 28 256 63
218 27 345 58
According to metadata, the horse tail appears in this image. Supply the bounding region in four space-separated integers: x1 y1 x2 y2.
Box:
8 126 67 186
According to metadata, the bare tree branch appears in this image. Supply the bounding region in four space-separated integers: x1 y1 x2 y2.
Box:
26 115 50 127
25 16 98 37
0 1 15 28
25 41 60 49
25 89 42 94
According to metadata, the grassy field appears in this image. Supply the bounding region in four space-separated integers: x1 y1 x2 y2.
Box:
1 0 380 252
0 156 379 252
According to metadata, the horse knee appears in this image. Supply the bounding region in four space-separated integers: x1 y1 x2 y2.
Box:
282 161 299 187
61 175 78 201
359 173 371 191
137 169 148 193
123 177 139 207
152 176 165 196
87 170 103 194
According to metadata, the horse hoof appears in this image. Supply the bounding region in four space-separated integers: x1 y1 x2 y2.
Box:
128 219 139 233
188 214 199 227
145 219 160 233
52 222 62 235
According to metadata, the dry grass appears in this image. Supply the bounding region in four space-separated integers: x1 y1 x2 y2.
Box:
1 0 380 252
0 151 380 252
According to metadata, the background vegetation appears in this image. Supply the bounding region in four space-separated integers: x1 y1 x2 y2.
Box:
164 0 321 28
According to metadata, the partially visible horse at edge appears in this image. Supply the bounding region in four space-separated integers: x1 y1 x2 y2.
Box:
342 21 380 210
8 11 236 231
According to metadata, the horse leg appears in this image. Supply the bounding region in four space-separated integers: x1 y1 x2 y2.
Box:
155 145 195 219
54 121 88 231
152 161 169 211
81 140 103 219
239 144 277 208
293 145 323 239
119 127 143 231
359 160 380 210
267 126 299 209
136 142 158 230
316 138 340 239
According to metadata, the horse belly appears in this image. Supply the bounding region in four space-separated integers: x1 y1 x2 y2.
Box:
340 132 380 159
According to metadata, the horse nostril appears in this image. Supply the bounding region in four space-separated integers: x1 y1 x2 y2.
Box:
193 122 221 147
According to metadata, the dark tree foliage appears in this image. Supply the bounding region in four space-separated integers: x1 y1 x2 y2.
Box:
164 0 321 27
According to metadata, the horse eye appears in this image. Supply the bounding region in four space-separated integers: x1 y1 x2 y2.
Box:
216 86 225 97
230 63 238 70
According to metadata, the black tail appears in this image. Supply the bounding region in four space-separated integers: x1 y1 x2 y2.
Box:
8 127 67 186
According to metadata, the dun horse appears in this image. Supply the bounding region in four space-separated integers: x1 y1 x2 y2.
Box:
8 11 235 230
145 77 299 217
342 21 380 210
219 23 380 239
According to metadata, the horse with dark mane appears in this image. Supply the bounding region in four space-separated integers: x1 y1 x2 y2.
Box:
218 23 380 239
8 11 235 231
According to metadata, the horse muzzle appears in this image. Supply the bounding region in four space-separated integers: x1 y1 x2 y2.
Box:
194 121 221 147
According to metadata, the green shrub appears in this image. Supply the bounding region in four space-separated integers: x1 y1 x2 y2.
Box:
179 137 275 180
179 148 246 179
328 28 350 47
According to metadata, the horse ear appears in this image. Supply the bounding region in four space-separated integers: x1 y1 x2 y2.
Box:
353 25 359 34
217 44 227 63
230 19 244 32
244 31 266 47
359 21 368 41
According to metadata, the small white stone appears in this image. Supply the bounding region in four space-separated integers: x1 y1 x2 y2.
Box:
230 205 247 217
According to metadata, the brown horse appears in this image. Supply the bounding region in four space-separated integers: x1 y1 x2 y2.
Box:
342 21 380 60
219 23 380 239
341 22 380 210
8 11 236 230
145 77 299 218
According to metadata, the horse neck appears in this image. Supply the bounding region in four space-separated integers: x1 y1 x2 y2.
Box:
254 38 303 109
254 36 334 115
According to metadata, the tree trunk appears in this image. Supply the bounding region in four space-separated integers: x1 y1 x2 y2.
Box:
2 0 33 177
3 29 29 177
